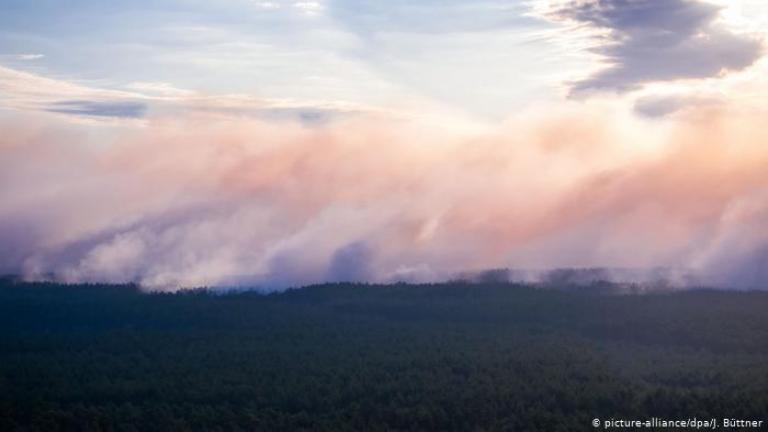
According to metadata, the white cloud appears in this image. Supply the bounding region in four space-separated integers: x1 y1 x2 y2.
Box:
17 54 44 60
125 82 197 98
293 1 324 15
253 1 281 10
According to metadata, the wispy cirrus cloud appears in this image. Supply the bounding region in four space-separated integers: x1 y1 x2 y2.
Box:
46 100 148 119
0 65 143 116
0 65 361 124
16 53 44 60
0 53 45 63
541 0 764 94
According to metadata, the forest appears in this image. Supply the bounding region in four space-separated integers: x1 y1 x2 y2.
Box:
1 277 767 431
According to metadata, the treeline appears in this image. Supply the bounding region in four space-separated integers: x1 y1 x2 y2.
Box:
1 280 766 431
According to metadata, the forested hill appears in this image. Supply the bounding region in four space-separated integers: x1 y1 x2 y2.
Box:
1 280 767 431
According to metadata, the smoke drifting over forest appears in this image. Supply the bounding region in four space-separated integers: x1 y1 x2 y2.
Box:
2 94 768 290
1 0 767 290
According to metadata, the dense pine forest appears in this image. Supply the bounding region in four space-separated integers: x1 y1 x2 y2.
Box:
1 278 767 431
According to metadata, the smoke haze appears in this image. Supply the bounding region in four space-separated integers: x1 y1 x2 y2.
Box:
2 91 767 290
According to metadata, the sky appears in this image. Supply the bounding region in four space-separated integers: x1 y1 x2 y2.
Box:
1 0 768 290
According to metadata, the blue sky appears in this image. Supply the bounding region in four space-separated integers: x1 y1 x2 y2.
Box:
0 0 581 120
2 0 766 124
2 0 766 123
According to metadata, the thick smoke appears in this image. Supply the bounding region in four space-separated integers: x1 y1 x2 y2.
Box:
1 95 768 291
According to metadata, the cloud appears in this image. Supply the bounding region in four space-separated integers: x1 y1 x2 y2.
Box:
0 65 364 125
294 1 323 15
0 54 45 62
258 107 347 125
544 0 764 93
46 100 148 118
0 65 148 123
17 54 44 60
633 94 719 118
125 82 196 98
253 1 281 10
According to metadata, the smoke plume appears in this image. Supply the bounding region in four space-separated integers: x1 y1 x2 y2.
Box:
2 93 768 290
